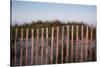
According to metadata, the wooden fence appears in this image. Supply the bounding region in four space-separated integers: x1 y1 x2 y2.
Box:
11 25 96 66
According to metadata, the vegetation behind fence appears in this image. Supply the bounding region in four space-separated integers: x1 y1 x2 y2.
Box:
11 20 96 39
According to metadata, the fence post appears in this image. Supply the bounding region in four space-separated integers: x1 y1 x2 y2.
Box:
31 29 34 64
81 25 83 62
61 26 64 63
51 27 54 64
41 28 44 64
86 25 88 61
76 25 78 62
46 27 48 64
25 28 28 65
56 26 59 64
71 25 74 62
14 28 18 65
20 28 23 65
66 25 69 63
90 25 93 61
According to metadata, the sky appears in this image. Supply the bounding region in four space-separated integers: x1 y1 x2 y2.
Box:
11 1 97 25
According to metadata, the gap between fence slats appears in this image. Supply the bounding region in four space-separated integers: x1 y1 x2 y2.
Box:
36 28 39 64
90 25 93 61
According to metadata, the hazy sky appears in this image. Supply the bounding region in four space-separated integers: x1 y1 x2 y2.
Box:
11 1 96 25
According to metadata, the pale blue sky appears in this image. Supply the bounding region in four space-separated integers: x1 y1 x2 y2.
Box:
11 1 96 25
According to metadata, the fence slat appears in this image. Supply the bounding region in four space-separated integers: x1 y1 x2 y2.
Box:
36 28 39 64
51 27 54 64
56 26 59 64
81 25 83 62
25 28 28 65
14 28 18 65
66 25 69 63
71 25 74 62
61 26 64 63
31 29 34 64
46 27 48 64
76 25 78 62
20 28 23 65
86 26 88 61
90 25 93 61
41 28 44 64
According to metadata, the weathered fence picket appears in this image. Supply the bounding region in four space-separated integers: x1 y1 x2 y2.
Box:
20 28 23 65
76 25 78 62
81 25 83 62
31 29 34 64
25 28 28 65
56 26 59 64
61 26 64 63
41 28 44 64
71 25 74 62
46 27 48 64
66 25 69 63
86 26 88 61
51 27 54 64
